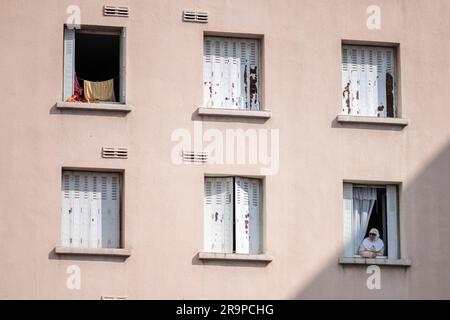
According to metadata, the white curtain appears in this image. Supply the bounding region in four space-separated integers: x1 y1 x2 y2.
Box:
352 187 377 255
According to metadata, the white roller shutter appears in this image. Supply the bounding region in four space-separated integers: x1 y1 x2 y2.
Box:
342 45 396 117
61 173 72 247
203 37 260 110
61 171 121 249
203 177 233 253
119 27 126 103
235 177 262 254
203 38 213 108
223 178 234 253
101 174 121 248
386 185 399 259
90 175 101 248
79 173 90 248
71 173 82 247
235 177 249 254
249 179 262 254
343 183 354 256
63 28 75 101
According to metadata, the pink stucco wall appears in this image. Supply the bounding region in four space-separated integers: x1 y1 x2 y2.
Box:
0 0 449 299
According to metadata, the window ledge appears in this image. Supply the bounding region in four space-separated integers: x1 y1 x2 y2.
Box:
336 115 408 126
54 246 131 257
198 252 273 262
56 101 132 113
197 107 271 119
339 257 411 267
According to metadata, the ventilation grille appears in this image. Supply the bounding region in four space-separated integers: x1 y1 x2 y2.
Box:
102 147 128 159
183 10 208 23
103 5 129 17
182 151 208 163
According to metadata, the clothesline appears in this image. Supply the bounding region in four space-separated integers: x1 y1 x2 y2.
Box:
76 75 120 82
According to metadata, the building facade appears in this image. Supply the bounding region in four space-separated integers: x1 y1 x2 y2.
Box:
0 0 449 299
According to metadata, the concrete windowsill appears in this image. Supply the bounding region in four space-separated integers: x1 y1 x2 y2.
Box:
197 107 272 119
336 115 408 127
56 101 132 113
339 257 412 267
54 246 131 257
198 252 273 262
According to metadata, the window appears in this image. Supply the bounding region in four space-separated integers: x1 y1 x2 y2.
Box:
61 171 122 249
343 183 399 259
204 177 263 254
341 45 397 117
203 37 261 110
63 26 126 103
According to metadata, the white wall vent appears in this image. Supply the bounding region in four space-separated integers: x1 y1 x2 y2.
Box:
102 147 128 159
103 5 129 17
182 151 208 163
183 10 208 23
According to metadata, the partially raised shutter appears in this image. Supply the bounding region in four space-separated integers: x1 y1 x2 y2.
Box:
386 185 399 259
204 177 233 253
203 37 260 110
235 177 262 254
63 28 75 101
342 45 396 117
343 183 354 256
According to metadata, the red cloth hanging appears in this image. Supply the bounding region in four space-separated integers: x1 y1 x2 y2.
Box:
66 71 88 102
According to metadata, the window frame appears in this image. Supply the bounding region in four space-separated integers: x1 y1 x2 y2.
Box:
203 176 265 256
343 182 400 260
340 42 400 119
202 33 267 113
60 169 125 250
62 25 127 105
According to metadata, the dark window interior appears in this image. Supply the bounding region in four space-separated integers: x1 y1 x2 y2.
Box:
75 31 120 101
365 187 388 256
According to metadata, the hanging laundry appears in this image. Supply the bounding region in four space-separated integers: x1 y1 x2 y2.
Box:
84 79 116 102
65 71 87 102
73 72 84 99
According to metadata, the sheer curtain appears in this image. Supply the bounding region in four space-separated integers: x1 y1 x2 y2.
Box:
352 187 377 255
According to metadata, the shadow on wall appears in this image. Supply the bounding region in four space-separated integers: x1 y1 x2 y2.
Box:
291 142 450 299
